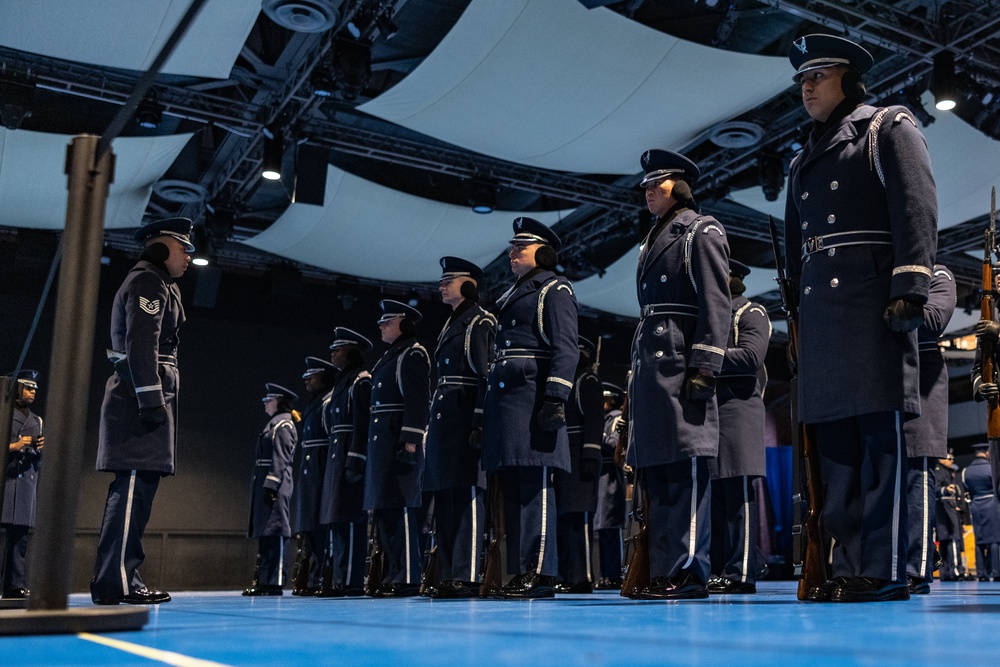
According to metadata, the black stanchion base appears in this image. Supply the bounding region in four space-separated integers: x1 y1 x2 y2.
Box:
0 606 148 636
0 598 28 610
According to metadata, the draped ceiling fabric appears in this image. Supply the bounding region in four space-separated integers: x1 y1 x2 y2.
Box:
0 0 259 78
244 165 575 283
730 93 1000 230
0 128 193 230
359 0 793 175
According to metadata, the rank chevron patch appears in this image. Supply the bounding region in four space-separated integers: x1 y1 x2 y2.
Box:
139 296 161 315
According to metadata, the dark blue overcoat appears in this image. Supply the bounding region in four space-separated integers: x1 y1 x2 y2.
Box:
783 104 937 423
629 208 731 467
595 410 626 531
482 269 579 473
3 409 43 526
319 366 371 524
556 368 603 513
291 392 329 532
964 457 1000 545
249 412 297 538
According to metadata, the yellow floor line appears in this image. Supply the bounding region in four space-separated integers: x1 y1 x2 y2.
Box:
78 633 235 667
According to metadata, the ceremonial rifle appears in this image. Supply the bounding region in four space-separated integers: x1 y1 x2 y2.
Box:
619 466 649 599
982 187 1000 437
364 511 388 596
769 216 827 600
479 473 505 597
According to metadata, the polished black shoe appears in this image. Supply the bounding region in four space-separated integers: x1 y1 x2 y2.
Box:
501 573 556 599
595 578 621 590
292 586 320 596
978 576 990 582
831 577 909 602
554 581 594 594
638 572 709 600
707 577 756 595
482 573 522 599
93 587 172 605
374 583 421 598
805 577 849 602
2 588 29 599
427 580 478 599
907 576 931 595
242 585 283 597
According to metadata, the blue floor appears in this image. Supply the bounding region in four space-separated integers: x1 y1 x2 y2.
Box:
2 581 1000 666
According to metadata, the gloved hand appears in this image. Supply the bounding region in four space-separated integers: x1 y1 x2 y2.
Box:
682 370 716 402
975 319 1000 343
138 405 168 428
468 427 483 451
344 467 364 484
977 382 1000 403
883 297 924 333
537 400 566 432
579 457 599 482
396 444 418 467
264 487 278 506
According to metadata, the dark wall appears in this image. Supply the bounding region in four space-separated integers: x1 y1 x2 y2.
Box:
1 231 636 590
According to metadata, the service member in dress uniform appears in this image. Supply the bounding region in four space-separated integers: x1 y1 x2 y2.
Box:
935 453 967 581
595 382 626 590
421 257 495 599
316 328 372 597
91 217 193 606
783 35 937 602
972 268 1000 499
245 383 299 596
482 217 579 599
901 265 956 593
2 370 43 599
364 300 430 597
708 260 771 596
554 336 603 594
963 444 1000 581
629 149 730 600
290 357 337 595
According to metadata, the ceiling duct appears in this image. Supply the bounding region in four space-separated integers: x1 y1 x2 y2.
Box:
707 121 765 149
152 179 209 205
262 0 342 33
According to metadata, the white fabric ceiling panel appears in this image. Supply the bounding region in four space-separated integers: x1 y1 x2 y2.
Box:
243 166 574 283
574 245 778 319
730 93 1000 230
360 0 793 174
0 128 193 230
0 0 259 79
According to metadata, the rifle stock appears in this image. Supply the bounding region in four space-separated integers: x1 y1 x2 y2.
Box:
983 187 1000 438
620 469 649 598
769 216 828 599
479 473 505 597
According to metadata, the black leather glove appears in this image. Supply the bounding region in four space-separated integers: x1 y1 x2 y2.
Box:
468 427 483 451
975 319 1000 343
682 370 716 402
344 467 364 484
264 487 278 506
883 297 924 333
579 457 599 482
396 445 417 467
977 382 1000 403
138 405 168 427
537 400 566 432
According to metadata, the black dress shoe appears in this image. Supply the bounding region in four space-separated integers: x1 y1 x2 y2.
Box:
501 573 556 599
292 587 320 596
978 576 990 582
707 577 756 595
2 588 29 599
805 577 849 602
554 581 594 594
482 573 523 599
242 585 283 597
831 577 909 602
374 583 421 598
594 578 621 590
93 587 172 605
638 572 708 600
907 576 931 595
427 580 478 599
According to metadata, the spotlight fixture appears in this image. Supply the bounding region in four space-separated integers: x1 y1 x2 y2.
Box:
136 90 163 129
333 35 372 101
756 153 785 202
931 51 957 111
311 59 336 98
469 180 496 214
190 225 212 266
261 124 283 181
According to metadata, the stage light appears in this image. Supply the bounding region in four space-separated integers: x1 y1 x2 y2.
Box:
931 51 957 111
261 125 283 181
757 153 785 202
469 180 496 214
136 91 163 129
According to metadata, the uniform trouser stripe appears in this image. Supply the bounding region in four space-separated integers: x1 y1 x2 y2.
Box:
919 459 930 576
583 511 592 583
537 467 549 575
277 539 285 586
404 508 412 585
890 412 903 579
469 486 478 582
740 476 751 583
119 471 137 595
682 458 697 570
347 524 355 583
